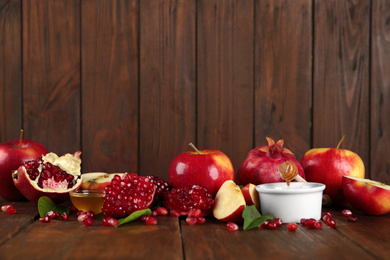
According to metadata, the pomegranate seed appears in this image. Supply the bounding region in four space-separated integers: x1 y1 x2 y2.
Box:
39 216 51 223
274 218 283 227
186 217 198 226
152 210 159 217
197 217 206 224
85 211 94 219
267 221 278 230
103 217 118 226
170 210 181 217
188 209 202 218
314 221 322 229
156 207 168 216
68 205 77 213
61 212 69 221
305 218 316 228
259 220 269 229
46 211 60 219
6 206 16 214
2 205 12 212
348 215 358 222
300 218 308 226
226 222 239 231
145 216 157 225
83 218 94 226
77 210 84 216
139 215 148 222
327 219 336 228
287 223 298 231
341 209 353 217
77 213 89 222
322 212 333 220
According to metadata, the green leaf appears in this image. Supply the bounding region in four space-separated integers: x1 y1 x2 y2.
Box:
242 205 273 231
116 208 152 227
37 196 69 217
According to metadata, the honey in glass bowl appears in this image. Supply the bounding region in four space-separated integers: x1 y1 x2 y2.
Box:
69 189 104 214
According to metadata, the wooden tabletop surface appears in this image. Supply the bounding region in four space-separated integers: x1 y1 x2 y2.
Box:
0 197 389 260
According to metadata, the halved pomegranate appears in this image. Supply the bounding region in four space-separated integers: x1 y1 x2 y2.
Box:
12 152 82 203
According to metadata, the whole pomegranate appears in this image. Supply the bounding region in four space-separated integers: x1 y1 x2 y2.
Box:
236 137 305 186
12 152 82 203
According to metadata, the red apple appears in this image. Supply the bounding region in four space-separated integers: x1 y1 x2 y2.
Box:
241 183 260 211
342 176 390 215
300 136 365 206
169 143 234 197
236 137 305 186
80 172 125 190
0 131 48 201
213 180 246 223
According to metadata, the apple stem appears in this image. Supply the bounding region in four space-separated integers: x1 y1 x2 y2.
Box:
188 142 201 154
18 129 24 148
336 135 346 149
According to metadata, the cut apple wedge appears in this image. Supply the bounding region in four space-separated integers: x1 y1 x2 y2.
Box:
241 183 260 211
80 172 125 190
342 176 390 215
213 180 246 223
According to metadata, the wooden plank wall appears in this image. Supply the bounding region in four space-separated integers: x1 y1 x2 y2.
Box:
1 0 389 184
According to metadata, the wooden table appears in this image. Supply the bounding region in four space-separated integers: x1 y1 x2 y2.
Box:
0 197 389 260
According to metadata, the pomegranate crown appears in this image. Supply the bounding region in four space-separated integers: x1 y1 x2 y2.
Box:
258 137 294 155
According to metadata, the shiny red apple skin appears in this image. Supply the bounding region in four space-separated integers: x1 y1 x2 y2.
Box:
342 176 390 215
0 139 48 201
241 183 260 211
169 149 234 197
301 148 365 206
236 146 305 186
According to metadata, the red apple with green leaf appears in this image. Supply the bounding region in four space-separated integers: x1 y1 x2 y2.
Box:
0 130 48 201
342 176 390 215
301 136 365 206
169 143 234 197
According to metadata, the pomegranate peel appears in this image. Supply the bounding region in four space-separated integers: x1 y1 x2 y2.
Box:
12 152 82 204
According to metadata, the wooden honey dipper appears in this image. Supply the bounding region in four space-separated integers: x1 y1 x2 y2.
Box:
278 161 306 186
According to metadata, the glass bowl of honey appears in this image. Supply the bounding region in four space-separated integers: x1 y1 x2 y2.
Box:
69 189 105 214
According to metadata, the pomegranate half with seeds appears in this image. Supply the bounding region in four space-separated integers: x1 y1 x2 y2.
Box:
12 152 82 203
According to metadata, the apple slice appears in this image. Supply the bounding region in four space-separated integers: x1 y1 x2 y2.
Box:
241 183 260 211
80 172 125 190
213 180 246 223
342 176 390 215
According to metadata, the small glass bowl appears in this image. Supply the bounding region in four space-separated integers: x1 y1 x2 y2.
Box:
69 189 105 214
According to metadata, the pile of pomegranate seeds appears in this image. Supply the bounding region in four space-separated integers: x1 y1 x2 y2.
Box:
163 184 214 217
341 209 358 222
2 205 16 214
102 173 156 219
322 212 336 228
300 218 323 229
259 218 283 230
147 175 170 206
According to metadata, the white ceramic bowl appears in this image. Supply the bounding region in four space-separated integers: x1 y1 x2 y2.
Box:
256 182 326 223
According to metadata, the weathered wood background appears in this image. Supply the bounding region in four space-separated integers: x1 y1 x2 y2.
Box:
1 0 389 184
